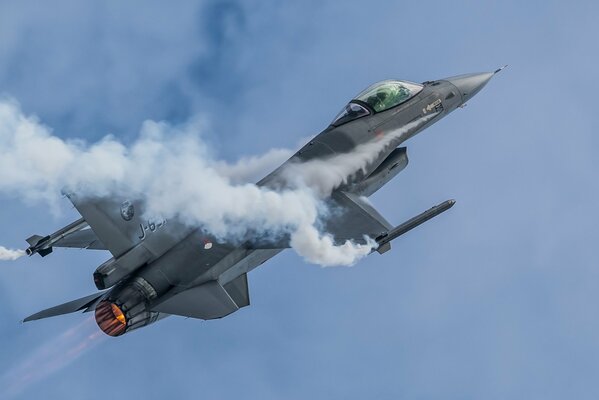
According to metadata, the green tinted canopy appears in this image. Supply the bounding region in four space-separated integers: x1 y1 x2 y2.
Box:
355 80 423 112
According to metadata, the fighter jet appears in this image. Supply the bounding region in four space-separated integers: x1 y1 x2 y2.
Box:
23 68 502 336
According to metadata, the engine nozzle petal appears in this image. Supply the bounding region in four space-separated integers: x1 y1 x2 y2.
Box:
95 301 127 337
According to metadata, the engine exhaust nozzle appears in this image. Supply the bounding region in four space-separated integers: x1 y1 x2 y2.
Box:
95 301 127 337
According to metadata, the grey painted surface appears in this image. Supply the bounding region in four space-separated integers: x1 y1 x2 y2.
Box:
1 2 598 399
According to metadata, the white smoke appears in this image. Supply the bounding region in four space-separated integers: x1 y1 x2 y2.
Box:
213 148 294 184
0 98 383 266
290 224 376 267
0 246 25 261
282 113 438 196
0 98 436 266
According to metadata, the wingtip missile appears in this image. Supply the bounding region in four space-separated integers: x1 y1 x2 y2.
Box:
25 218 88 257
25 235 51 257
374 199 456 253
494 65 508 74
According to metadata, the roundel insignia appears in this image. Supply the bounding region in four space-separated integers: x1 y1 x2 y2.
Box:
203 240 213 250
120 200 135 221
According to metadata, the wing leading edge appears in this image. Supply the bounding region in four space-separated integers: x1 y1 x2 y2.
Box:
23 291 106 322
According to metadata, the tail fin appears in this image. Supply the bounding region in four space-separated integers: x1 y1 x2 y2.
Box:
23 291 106 322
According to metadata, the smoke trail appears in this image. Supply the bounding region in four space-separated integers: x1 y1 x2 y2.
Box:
0 246 25 261
290 224 376 266
282 113 438 196
0 98 434 266
0 317 105 399
213 148 294 184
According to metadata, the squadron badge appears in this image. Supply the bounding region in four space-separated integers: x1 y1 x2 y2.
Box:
120 200 135 221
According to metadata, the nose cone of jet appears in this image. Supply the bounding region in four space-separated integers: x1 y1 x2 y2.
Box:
445 72 494 103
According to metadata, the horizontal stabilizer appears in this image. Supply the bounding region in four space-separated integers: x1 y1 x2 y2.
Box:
153 277 250 320
23 291 106 322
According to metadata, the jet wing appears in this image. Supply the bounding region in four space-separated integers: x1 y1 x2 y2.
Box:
246 191 391 250
149 189 393 321
322 191 392 245
323 193 456 254
52 227 106 250
25 217 108 256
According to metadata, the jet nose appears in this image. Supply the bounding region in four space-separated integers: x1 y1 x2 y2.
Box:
445 72 494 103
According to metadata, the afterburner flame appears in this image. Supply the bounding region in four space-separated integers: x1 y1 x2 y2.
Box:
95 301 127 336
111 303 126 324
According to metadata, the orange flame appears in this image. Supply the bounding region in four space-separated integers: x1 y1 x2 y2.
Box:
95 301 127 336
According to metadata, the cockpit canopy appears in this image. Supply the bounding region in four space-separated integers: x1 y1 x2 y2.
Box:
331 80 423 126
355 80 423 112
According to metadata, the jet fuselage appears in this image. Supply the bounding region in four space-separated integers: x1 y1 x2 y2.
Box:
24 71 499 336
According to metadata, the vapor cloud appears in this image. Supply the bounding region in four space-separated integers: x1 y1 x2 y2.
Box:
282 114 438 196
0 97 437 266
0 98 392 266
0 246 25 261
213 148 294 184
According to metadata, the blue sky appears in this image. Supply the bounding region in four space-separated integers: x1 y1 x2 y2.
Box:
1 1 598 399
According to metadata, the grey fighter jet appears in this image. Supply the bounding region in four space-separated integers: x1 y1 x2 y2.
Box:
23 69 502 336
